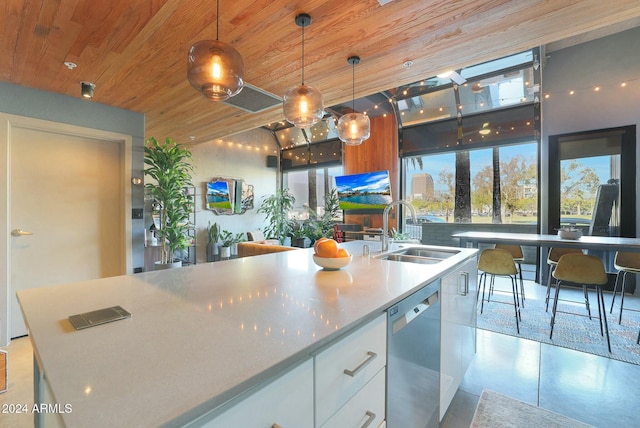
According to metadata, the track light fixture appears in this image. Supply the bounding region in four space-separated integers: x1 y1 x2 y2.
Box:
187 0 245 101
81 82 95 99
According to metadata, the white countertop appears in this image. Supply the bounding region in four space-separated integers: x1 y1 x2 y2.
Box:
17 241 477 427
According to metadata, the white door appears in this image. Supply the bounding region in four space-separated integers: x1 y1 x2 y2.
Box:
9 126 125 338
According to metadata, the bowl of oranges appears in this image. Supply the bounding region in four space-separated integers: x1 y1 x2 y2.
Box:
312 238 352 270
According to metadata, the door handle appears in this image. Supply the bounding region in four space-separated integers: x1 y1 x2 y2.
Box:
11 229 34 237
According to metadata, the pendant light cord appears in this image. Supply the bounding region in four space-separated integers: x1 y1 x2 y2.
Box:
216 0 219 41
301 23 305 85
352 63 355 111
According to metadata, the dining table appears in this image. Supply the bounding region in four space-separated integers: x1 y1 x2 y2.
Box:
452 231 640 253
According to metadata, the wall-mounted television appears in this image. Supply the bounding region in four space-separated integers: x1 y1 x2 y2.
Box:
206 181 232 211
335 170 393 212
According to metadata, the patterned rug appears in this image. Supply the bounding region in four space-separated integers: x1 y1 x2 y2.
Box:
470 389 594 428
476 291 640 365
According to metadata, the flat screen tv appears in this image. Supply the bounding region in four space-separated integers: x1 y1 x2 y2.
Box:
206 181 232 210
335 170 392 211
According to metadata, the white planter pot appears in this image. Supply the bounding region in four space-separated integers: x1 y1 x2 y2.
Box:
154 260 182 270
220 246 231 259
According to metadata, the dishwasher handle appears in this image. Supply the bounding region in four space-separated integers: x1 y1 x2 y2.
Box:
391 290 438 335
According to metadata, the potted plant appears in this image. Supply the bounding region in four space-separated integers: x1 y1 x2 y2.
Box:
206 221 221 262
303 189 341 245
257 188 296 245
219 230 244 259
144 136 194 269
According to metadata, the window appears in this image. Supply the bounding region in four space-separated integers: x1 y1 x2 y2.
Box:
404 142 538 224
284 165 344 220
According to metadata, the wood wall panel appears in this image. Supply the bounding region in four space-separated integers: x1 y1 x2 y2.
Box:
343 114 399 231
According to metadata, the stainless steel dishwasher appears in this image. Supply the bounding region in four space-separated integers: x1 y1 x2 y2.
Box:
387 281 440 428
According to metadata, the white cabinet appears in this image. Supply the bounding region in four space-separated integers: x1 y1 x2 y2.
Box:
200 359 314 428
315 314 387 427
320 368 386 428
439 257 477 419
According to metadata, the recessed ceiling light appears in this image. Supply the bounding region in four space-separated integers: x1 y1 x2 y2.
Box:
64 61 77 70
403 60 414 69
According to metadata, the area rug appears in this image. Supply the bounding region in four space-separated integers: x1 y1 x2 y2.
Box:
476 292 640 365
470 389 593 428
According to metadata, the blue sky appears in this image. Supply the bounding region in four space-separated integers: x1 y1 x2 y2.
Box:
335 170 391 194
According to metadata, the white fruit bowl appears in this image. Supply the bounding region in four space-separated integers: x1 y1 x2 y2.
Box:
313 254 352 270
558 229 582 240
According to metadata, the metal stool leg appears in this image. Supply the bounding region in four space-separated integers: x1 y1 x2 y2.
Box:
582 285 592 320
550 280 562 339
597 285 611 352
545 263 554 312
510 276 520 334
610 271 622 314
517 261 525 307
619 271 628 324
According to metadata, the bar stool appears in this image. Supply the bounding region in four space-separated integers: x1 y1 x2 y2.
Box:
550 253 610 352
609 251 640 323
478 248 521 334
545 247 584 312
494 244 526 306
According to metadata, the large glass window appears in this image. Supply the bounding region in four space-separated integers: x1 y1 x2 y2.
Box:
404 142 538 224
284 165 344 220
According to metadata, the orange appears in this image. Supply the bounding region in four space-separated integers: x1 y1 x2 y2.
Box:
336 248 350 258
313 237 330 254
314 238 339 258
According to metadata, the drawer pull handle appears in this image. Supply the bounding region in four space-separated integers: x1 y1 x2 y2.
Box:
343 351 377 377
361 410 376 428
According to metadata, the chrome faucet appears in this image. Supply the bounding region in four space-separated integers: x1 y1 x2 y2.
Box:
382 200 417 252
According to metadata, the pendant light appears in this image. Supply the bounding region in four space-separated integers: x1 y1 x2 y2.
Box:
283 13 324 128
337 56 370 146
187 0 244 101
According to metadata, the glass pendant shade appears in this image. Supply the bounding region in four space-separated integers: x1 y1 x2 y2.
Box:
338 112 370 146
187 39 244 101
283 84 324 128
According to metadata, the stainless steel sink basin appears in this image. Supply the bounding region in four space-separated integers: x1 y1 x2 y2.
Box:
382 254 443 264
396 248 460 259
376 246 461 264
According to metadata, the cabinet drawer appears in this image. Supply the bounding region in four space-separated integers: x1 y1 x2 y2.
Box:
320 367 386 428
200 359 314 428
315 314 387 426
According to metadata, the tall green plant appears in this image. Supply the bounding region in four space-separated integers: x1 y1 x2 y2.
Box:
144 137 194 264
257 188 296 244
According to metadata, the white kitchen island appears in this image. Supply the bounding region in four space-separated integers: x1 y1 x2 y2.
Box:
17 241 477 427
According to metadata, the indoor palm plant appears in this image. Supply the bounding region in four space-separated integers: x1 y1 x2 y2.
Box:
144 136 194 268
257 188 296 245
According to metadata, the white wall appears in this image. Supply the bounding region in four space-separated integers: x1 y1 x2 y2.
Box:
188 128 279 262
540 26 640 233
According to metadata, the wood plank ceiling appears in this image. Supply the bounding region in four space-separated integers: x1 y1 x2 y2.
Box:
2 0 640 145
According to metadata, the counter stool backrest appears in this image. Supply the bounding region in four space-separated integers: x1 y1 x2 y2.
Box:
553 253 608 285
494 244 524 261
547 247 583 265
614 251 640 272
478 248 518 276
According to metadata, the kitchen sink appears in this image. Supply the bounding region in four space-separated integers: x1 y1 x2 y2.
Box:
376 246 461 264
381 254 443 264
